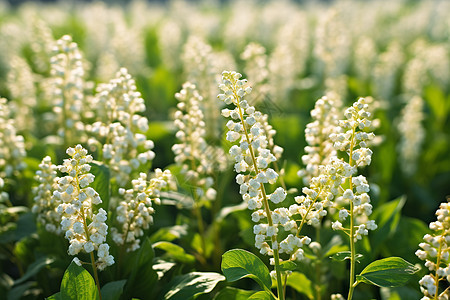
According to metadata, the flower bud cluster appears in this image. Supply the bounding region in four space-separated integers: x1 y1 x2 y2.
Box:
111 169 175 252
53 145 114 271
88 68 155 185
50 35 86 142
0 98 26 178
32 156 61 234
298 95 341 185
172 82 226 201
219 71 302 260
327 98 377 242
241 42 269 103
6 56 36 132
397 95 425 176
416 198 450 299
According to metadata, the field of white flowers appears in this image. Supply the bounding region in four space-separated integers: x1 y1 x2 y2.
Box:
0 0 449 299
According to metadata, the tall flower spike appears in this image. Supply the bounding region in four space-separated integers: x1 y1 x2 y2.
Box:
53 145 114 271
0 98 26 178
219 71 299 299
88 68 155 185
111 169 175 252
416 198 450 300
32 156 61 234
172 82 227 200
298 95 341 186
49 35 86 145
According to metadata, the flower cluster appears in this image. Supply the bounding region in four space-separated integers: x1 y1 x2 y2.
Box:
397 95 425 176
0 98 26 178
111 169 175 252
241 42 269 103
32 156 61 234
327 98 377 241
298 95 341 185
6 56 36 132
53 145 114 271
88 68 155 185
49 35 86 144
219 71 304 262
416 198 450 299
172 82 226 202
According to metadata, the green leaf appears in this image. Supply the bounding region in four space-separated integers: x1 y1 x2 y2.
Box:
162 272 225 300
153 259 176 279
89 161 110 212
60 262 99 300
14 256 55 285
221 249 272 291
357 257 419 287
286 272 313 299
248 291 273 300
153 241 195 264
371 196 406 253
213 287 256 300
0 212 36 244
150 225 188 243
330 251 363 262
279 261 297 272
7 281 35 300
123 238 158 299
100 280 126 300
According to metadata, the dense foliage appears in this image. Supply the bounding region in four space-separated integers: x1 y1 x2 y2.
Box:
0 0 449 299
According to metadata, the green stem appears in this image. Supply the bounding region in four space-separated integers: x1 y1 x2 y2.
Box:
90 251 102 300
232 86 284 300
434 238 443 300
347 126 357 300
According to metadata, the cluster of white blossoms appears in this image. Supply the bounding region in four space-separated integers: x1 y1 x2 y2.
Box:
53 145 114 271
0 98 26 178
240 42 269 103
111 169 175 252
49 35 86 143
416 198 450 300
327 98 377 241
87 68 155 185
219 71 304 262
6 56 36 132
31 156 61 234
298 95 341 185
172 82 226 202
397 95 425 176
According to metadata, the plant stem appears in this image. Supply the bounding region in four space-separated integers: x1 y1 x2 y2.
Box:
233 88 284 300
347 127 357 300
434 237 443 300
90 251 102 300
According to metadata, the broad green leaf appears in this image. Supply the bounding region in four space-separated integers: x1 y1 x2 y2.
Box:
371 196 406 253
14 256 55 285
286 272 313 299
221 249 272 290
162 272 225 300
248 291 273 300
384 217 429 262
150 225 188 243
100 280 126 300
213 287 256 300
123 238 158 299
279 261 297 272
330 251 363 262
60 262 99 300
216 203 248 222
46 292 62 300
357 257 419 287
153 259 176 279
153 241 195 264
323 235 348 258
89 162 110 212
0 212 36 244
